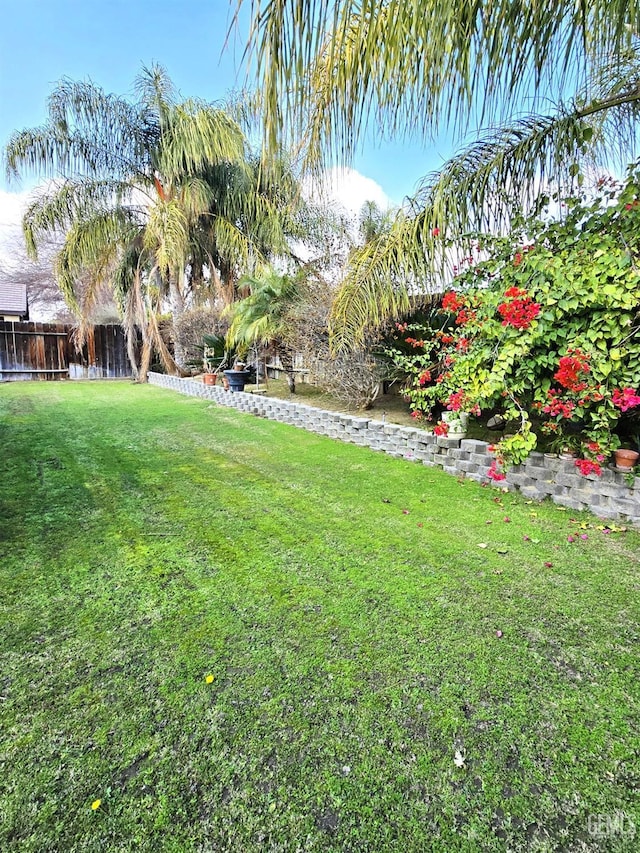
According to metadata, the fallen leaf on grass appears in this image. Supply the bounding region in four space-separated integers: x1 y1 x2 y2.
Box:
495 630 503 638
91 800 101 811
205 674 214 684
453 750 466 769
477 543 488 549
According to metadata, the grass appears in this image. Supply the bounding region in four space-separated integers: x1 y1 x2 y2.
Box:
1 380 639 852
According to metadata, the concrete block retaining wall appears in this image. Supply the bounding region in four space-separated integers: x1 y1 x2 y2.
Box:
148 372 640 525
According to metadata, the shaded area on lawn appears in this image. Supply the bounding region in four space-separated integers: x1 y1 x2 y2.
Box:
1 381 639 852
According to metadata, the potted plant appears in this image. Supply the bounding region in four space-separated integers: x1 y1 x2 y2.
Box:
202 334 241 391
441 410 469 439
614 445 639 471
223 361 251 392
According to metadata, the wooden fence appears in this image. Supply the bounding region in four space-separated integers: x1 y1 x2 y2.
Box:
0 322 133 381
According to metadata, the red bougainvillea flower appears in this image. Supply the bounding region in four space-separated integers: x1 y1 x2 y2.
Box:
612 387 640 411
433 421 449 436
487 460 506 481
418 370 432 386
542 389 575 419
446 390 466 411
513 252 523 266
410 410 422 420
554 350 590 390
575 458 602 476
442 291 463 313
497 287 540 329
455 309 476 326
432 227 440 236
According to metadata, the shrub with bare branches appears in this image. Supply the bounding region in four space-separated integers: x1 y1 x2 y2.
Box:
172 306 229 369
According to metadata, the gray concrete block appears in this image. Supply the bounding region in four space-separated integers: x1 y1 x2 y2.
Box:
470 453 492 466
437 437 461 449
460 439 490 453
608 497 640 515
519 486 550 501
552 495 588 510
448 448 470 460
505 473 536 488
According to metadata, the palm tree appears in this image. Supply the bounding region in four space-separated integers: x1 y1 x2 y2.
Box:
227 266 303 392
239 1 640 348
4 65 307 374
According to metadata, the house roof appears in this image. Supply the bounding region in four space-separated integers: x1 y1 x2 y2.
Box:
0 280 28 316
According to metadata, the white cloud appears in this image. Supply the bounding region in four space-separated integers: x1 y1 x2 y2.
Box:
322 166 391 215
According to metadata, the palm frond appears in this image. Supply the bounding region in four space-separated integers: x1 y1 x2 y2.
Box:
22 179 141 258
329 61 640 350
158 104 246 177
241 0 639 162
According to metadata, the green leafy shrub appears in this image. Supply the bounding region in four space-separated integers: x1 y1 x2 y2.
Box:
385 168 640 478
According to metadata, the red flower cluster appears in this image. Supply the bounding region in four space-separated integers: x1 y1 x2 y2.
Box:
575 458 602 477
487 460 506 481
456 337 470 352
542 389 575 419
394 322 408 332
405 337 425 348
418 369 432 386
497 287 541 330
585 442 604 462
433 421 449 436
554 350 590 390
410 410 422 420
455 308 476 326
442 291 464 313
446 390 466 412
612 387 640 412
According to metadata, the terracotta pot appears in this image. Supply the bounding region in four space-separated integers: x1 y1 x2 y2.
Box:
614 448 639 471
203 372 217 386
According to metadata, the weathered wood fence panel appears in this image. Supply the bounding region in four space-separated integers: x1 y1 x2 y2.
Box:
0 322 133 381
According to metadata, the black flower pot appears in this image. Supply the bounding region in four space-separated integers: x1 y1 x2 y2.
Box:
223 369 251 392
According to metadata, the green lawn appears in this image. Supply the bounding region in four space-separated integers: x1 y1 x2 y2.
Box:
1 381 639 852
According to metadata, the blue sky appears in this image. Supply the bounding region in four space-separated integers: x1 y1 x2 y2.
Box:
0 0 451 203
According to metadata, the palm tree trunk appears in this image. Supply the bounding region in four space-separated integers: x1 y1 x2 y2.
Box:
168 272 186 368
139 339 152 383
277 345 296 394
